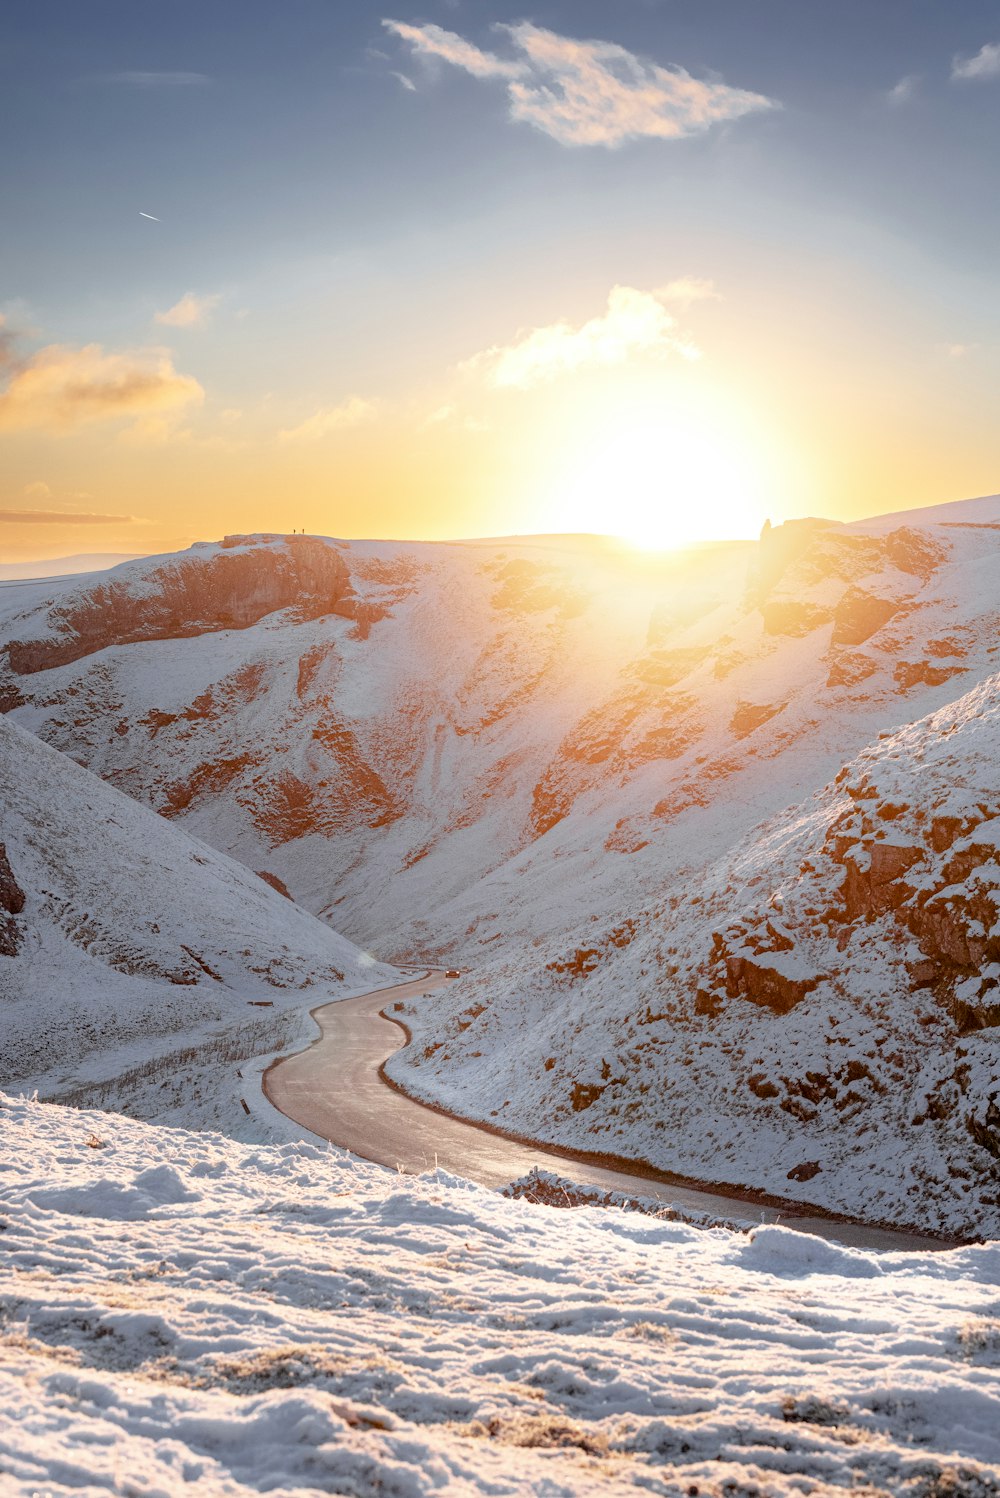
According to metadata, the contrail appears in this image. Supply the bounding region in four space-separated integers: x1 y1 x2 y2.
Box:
139 211 161 221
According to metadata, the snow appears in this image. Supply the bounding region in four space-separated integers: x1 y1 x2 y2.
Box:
2 1092 999 1497
3 504 1000 1228
0 712 395 1118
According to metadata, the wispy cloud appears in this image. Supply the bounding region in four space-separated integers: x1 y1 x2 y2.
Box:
94 70 211 87
951 42 1000 82
383 19 776 146
279 396 376 442
0 340 203 433
154 291 221 329
0 509 139 525
462 283 708 391
384 22 524 81
886 74 920 105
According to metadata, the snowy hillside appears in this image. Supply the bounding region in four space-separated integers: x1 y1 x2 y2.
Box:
2 500 1000 1229
0 713 391 1122
2 1092 999 1498
397 671 1000 1238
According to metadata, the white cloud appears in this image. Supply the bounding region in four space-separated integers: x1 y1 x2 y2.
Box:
383 19 776 147
278 397 376 442
886 74 920 105
462 284 704 391
951 42 1000 81
383 21 524 81
154 292 221 329
0 342 203 434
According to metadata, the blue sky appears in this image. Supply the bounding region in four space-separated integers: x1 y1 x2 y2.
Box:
2 2 999 554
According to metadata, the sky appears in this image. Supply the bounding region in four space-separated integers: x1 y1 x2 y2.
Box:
2 0 1000 561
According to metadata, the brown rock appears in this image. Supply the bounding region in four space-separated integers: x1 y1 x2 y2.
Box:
760 601 831 638
787 1160 822 1183
831 589 900 647
730 701 787 738
0 842 24 959
894 661 966 691
257 870 294 901
825 652 878 688
724 954 821 1014
7 538 354 675
571 1081 604 1112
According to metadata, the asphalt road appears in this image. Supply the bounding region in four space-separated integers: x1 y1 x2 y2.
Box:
263 972 951 1252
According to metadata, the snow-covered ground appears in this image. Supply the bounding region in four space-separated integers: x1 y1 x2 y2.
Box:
2 1093 1000 1498
0 712 394 1122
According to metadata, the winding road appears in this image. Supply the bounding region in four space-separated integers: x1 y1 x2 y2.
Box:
264 971 951 1252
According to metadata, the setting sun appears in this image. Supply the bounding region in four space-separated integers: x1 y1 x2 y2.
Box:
541 413 768 550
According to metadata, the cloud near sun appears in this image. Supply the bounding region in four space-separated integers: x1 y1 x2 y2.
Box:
0 342 203 434
462 283 712 391
383 19 776 146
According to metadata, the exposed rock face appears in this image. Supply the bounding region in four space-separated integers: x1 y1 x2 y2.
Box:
831 589 901 647
6 537 354 675
0 841 25 956
706 927 824 1015
819 778 1000 1030
730 701 786 738
256 870 294 901
722 953 822 1013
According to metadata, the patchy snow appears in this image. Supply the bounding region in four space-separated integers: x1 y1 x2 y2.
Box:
2 1093 1000 1498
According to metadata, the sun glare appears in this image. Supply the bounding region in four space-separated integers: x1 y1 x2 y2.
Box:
543 416 768 551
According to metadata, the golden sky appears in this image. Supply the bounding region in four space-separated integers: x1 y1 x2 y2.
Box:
3 4 1000 564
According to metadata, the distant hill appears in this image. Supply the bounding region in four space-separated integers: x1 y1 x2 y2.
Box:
0 552 144 582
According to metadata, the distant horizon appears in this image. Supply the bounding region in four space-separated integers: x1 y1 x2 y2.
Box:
6 484 1000 582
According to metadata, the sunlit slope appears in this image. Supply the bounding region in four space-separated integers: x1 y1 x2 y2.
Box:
3 500 1000 1225
399 666 1000 1238
4 506 998 961
0 712 390 1104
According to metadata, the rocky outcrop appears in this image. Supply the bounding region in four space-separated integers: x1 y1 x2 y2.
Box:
894 660 967 691
722 952 823 1014
760 601 831 638
699 926 824 1016
256 870 294 901
730 700 786 738
818 775 1000 1029
831 589 901 647
0 842 25 956
6 537 355 675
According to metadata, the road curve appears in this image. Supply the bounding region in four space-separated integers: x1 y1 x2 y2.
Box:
263 973 952 1253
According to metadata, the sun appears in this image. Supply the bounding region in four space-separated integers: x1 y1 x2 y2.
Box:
542 414 768 550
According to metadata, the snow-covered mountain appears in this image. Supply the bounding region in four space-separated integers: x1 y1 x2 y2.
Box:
0 712 391 1124
2 500 999 1230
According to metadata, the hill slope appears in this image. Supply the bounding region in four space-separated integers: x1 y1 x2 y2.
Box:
2 501 1000 1226
0 713 392 1125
